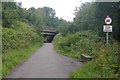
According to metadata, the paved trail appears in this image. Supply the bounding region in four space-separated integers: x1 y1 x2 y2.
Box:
6 43 82 78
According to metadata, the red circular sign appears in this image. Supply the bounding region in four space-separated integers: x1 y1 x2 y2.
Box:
104 16 112 25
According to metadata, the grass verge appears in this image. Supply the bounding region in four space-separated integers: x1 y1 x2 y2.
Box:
70 61 97 78
2 43 42 77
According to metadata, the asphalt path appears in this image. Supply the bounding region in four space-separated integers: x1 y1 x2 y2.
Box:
6 43 82 78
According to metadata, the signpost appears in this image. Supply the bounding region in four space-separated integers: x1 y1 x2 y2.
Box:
103 15 112 52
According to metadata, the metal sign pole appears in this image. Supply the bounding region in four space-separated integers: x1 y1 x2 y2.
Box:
104 15 112 53
106 32 108 53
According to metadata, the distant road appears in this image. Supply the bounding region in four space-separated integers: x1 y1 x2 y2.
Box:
6 43 82 78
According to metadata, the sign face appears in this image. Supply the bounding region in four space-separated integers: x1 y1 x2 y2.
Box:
104 16 112 25
103 25 112 32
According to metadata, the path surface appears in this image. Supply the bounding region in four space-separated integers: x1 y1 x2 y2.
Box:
6 43 82 78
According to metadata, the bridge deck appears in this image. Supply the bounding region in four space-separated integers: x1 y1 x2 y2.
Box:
42 30 57 33
42 33 55 36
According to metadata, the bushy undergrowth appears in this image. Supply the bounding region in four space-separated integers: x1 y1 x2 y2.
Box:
53 30 119 78
2 21 43 53
53 30 101 59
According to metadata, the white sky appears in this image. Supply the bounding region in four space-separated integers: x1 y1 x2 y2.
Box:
14 0 91 21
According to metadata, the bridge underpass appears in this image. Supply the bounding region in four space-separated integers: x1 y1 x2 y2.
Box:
42 30 58 43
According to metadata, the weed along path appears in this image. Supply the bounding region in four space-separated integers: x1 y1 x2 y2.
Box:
6 43 82 78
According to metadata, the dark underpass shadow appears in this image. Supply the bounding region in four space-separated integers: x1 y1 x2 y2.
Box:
43 30 58 43
44 35 55 43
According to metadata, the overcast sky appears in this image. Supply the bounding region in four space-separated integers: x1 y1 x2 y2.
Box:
14 0 91 21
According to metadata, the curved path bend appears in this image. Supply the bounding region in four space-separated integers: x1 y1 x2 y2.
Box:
6 43 82 78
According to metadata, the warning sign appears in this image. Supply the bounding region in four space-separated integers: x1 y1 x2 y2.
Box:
103 25 112 32
104 16 112 25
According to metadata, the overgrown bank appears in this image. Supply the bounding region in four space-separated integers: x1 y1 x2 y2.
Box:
2 21 43 77
53 30 119 78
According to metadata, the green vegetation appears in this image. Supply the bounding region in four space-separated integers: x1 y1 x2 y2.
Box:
2 21 41 53
53 31 119 78
54 31 101 58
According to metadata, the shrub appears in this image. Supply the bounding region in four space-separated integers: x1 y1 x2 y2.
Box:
2 21 43 53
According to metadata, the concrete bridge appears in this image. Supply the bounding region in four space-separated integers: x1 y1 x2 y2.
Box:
42 29 58 43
